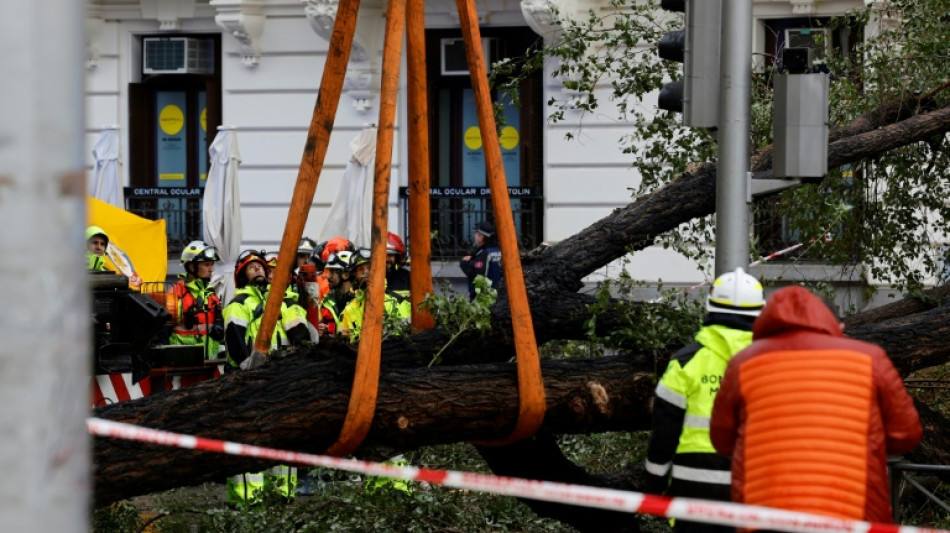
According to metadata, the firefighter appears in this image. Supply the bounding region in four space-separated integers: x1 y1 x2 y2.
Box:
385 232 411 299
222 249 304 506
297 237 317 268
168 241 224 359
222 250 311 371
86 226 109 271
340 249 410 342
644 267 765 533
315 236 354 301
319 251 355 336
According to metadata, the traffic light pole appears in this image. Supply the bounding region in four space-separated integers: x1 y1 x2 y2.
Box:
715 0 752 276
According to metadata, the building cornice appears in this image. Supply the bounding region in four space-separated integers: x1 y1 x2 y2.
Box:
302 0 384 113
212 0 266 67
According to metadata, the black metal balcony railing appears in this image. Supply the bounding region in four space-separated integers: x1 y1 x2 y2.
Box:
399 186 544 260
125 187 204 255
125 186 544 261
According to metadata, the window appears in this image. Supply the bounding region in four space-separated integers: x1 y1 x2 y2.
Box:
127 34 222 254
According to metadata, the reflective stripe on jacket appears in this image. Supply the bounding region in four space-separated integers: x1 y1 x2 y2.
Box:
168 277 222 358
222 285 288 368
645 319 753 499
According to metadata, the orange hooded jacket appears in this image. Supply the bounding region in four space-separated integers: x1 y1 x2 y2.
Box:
710 286 922 523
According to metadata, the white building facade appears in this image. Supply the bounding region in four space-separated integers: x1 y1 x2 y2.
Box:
84 0 869 299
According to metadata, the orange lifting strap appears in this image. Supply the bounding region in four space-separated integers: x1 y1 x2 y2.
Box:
324 0 407 457
256 0 543 457
406 0 436 333
456 0 546 445
328 0 545 455
253 0 361 356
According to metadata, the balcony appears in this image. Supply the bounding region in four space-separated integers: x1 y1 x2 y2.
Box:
398 186 544 260
124 187 204 255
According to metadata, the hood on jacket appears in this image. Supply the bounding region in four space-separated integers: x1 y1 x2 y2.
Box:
753 286 842 340
86 225 109 244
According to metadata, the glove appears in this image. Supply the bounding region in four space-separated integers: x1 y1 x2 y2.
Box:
239 350 268 371
209 324 225 342
183 311 198 329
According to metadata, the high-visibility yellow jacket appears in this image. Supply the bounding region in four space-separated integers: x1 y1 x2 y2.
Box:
222 285 310 368
227 465 297 506
644 316 754 501
340 288 410 343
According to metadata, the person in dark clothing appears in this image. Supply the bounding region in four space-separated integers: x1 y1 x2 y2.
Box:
459 220 502 300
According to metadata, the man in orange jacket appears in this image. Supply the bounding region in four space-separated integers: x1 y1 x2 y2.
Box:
710 286 922 523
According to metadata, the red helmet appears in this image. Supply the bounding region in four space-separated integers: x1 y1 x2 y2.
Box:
386 232 406 262
321 237 354 262
234 250 267 288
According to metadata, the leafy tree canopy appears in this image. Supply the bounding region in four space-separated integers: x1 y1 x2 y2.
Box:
495 0 950 294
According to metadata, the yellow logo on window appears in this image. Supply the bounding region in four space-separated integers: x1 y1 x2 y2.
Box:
159 105 184 135
464 126 482 150
200 108 207 132
500 126 519 151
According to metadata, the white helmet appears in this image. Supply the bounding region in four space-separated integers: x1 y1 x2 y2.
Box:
706 267 765 317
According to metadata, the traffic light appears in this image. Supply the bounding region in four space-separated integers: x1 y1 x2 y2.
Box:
657 0 722 127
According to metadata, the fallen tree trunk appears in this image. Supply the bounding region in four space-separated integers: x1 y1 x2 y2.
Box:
93 294 950 506
93 351 655 505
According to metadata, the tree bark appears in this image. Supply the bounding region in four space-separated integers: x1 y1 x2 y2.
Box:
93 351 655 505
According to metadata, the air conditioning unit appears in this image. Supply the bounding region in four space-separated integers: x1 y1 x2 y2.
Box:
784 28 830 63
440 37 499 76
143 37 213 75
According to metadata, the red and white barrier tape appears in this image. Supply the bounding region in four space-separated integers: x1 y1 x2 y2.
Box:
749 242 804 267
88 418 946 533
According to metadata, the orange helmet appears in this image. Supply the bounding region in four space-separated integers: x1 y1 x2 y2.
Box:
321 237 354 262
386 232 406 263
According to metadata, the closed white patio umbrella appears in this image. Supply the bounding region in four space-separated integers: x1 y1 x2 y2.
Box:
203 126 244 305
89 126 123 208
320 125 376 248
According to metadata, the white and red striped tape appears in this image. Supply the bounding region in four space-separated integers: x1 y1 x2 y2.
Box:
91 366 225 407
88 418 946 533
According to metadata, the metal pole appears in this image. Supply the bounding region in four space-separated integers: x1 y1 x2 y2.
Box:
715 0 752 275
0 0 89 530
